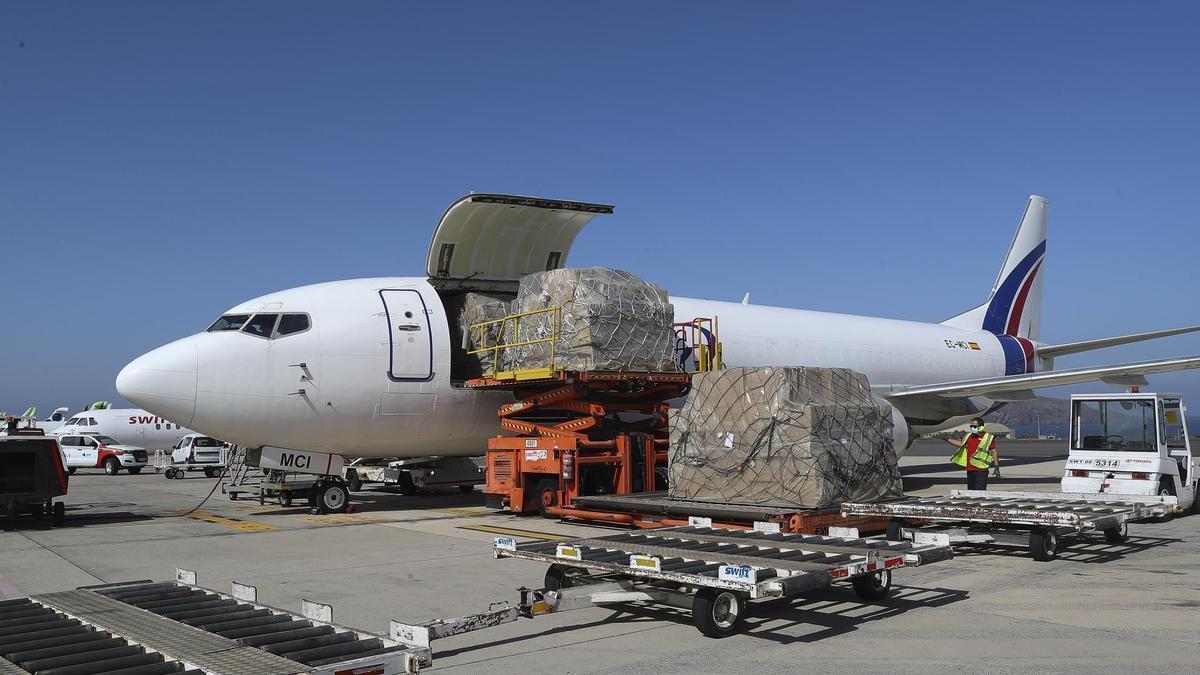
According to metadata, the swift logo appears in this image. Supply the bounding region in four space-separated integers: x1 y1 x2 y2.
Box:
718 565 756 583
129 415 164 424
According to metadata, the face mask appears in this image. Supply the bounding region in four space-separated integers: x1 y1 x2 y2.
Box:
969 426 980 434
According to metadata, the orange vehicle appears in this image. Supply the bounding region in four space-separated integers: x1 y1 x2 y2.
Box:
472 370 690 518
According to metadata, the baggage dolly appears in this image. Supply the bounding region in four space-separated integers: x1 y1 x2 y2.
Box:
155 451 226 480
841 490 1182 562
391 522 952 651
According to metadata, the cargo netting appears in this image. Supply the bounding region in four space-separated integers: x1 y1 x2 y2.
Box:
669 367 904 508
452 291 512 378
501 267 678 373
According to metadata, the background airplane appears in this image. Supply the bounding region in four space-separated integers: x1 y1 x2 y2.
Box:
54 403 195 451
116 194 1200 458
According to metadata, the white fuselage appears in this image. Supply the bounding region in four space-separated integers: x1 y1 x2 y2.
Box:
117 277 1048 458
54 408 195 451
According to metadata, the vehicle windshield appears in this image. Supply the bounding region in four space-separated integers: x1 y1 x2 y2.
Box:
1161 400 1188 449
208 314 251 331
92 435 122 445
1074 399 1158 452
193 437 221 447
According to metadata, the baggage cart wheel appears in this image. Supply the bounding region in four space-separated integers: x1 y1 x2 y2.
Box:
885 520 908 542
398 473 417 496
1152 480 1176 522
68 467 77 475
52 501 65 526
458 484 474 494
852 570 892 601
346 470 362 493
128 467 143 475
1104 523 1128 544
164 468 175 479
204 466 221 479
280 490 293 507
318 483 350 514
229 491 239 501
103 457 121 476
1029 528 1059 561
544 563 591 591
692 588 748 638
535 478 559 519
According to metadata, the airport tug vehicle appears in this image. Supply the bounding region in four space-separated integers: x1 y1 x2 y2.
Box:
842 392 1193 561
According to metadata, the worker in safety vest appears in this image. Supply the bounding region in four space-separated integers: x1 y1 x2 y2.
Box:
944 417 1000 490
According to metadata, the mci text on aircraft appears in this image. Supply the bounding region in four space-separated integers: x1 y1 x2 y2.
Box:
116 194 1200 459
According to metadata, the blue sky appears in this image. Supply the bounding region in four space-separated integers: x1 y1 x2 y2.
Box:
2 2 1197 419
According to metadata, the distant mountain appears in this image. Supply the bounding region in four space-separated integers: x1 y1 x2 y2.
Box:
986 396 1200 437
986 397 1070 427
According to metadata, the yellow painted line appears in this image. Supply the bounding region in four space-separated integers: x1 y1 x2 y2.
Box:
434 507 492 517
187 510 279 533
302 514 385 526
458 524 571 541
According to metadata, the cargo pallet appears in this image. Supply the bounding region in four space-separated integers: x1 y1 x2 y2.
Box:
842 489 1182 561
0 569 425 674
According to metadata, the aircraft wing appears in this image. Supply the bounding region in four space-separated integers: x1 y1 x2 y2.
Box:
1037 325 1200 358
884 355 1200 400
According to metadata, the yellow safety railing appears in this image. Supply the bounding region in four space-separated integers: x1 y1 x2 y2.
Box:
674 316 723 372
468 306 563 381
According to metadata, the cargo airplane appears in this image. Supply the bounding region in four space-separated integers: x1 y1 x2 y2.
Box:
117 194 1200 458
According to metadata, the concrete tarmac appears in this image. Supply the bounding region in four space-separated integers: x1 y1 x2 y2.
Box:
1 441 1197 673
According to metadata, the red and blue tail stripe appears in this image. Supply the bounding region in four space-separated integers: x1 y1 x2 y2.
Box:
996 333 1037 375
984 239 1045 375
982 240 1046 336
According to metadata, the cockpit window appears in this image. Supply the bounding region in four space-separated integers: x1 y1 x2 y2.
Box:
208 314 251 332
276 313 310 336
65 417 79 425
242 313 279 338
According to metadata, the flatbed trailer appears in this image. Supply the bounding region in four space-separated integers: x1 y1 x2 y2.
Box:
393 523 952 646
572 491 894 535
0 569 424 674
841 489 1182 561
389 524 952 658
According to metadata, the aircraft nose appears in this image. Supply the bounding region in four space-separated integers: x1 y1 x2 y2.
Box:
116 336 198 426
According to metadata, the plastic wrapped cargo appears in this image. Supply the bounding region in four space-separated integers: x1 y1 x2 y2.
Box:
668 367 904 508
501 267 677 373
448 291 512 378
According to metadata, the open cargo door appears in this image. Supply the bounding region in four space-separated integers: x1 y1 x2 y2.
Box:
426 194 614 292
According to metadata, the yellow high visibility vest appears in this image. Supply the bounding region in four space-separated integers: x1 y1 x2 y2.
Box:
950 433 995 469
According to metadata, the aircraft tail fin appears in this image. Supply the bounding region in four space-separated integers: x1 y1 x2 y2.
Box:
941 195 1048 340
